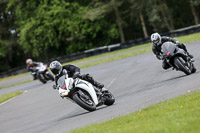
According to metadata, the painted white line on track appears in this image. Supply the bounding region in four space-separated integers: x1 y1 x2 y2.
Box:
0 97 17 106
0 90 27 106
107 78 116 88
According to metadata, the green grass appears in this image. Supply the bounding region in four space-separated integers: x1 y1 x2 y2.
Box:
176 32 200 43
78 48 152 69
0 72 29 82
63 32 200 69
0 43 152 84
1 32 200 83
62 43 152 66
0 80 33 89
71 89 200 133
0 91 23 104
64 32 200 66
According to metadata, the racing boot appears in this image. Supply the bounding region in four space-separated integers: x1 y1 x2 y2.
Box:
187 52 194 59
178 43 194 59
186 52 194 62
93 81 104 90
85 74 104 89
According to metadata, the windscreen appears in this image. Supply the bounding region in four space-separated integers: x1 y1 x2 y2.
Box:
57 75 66 87
161 42 176 55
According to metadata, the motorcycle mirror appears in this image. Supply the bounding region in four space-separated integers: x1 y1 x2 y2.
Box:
65 74 69 79
63 69 68 74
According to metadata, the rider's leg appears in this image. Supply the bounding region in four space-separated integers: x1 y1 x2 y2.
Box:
81 74 104 89
176 43 194 58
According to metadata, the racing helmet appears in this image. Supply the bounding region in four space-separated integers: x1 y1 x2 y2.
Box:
26 59 33 66
151 33 161 46
50 61 62 76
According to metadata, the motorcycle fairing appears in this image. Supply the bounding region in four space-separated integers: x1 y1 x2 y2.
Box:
58 75 70 95
162 42 188 61
162 42 177 58
75 79 98 105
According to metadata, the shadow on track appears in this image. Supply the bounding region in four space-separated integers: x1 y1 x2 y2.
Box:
160 69 199 83
145 74 188 88
57 105 110 121
59 111 90 120
127 74 189 96
144 71 199 90
161 74 187 82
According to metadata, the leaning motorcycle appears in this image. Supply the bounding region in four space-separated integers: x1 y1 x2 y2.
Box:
34 63 54 84
57 74 115 111
161 42 196 75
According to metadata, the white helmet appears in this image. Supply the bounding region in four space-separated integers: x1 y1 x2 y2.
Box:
151 33 161 46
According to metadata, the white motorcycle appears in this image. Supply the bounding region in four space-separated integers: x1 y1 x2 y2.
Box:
57 74 115 111
33 63 54 84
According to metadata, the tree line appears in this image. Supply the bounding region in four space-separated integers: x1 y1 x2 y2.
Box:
0 0 199 72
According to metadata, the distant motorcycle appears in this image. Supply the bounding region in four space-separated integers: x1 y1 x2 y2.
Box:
161 42 196 75
56 74 115 111
33 63 54 83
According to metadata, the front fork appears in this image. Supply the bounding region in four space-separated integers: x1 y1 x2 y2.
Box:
166 58 176 70
170 56 192 71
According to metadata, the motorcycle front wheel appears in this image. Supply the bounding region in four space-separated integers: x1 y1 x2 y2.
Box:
72 90 96 112
174 56 191 75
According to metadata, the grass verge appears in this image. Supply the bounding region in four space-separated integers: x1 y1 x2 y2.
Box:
0 80 33 90
0 72 29 82
0 91 23 104
65 32 200 66
176 32 200 43
1 32 200 82
71 89 200 133
78 48 151 69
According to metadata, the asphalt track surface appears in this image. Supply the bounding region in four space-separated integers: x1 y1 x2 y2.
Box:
0 41 200 133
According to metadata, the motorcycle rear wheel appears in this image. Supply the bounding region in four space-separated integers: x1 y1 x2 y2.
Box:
103 90 115 106
191 63 196 73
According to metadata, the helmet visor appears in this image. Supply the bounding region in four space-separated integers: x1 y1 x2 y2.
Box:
51 66 62 75
51 69 59 75
153 40 159 44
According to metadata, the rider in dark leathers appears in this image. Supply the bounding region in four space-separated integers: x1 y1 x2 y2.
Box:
151 33 194 70
50 61 104 90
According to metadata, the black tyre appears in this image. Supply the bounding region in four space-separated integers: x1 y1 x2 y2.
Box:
38 74 47 84
72 91 96 111
39 79 47 84
47 73 54 81
103 90 115 106
191 63 196 73
174 57 191 75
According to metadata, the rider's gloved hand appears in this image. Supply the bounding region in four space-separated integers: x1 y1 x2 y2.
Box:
60 94 64 99
175 41 180 45
72 72 81 79
53 84 59 90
